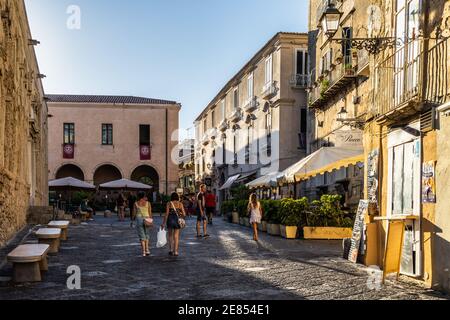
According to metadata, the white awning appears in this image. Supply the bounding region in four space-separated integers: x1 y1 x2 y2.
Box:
279 147 364 184
49 177 96 190
219 174 240 190
246 172 281 189
99 179 153 190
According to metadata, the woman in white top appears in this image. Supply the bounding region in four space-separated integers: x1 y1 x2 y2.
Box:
248 193 263 242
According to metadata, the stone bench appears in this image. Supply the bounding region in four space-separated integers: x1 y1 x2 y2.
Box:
48 221 70 241
35 228 62 254
7 244 50 283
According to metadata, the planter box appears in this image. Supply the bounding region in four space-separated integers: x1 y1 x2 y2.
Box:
239 217 245 225
232 212 239 224
280 226 298 239
267 223 281 236
303 227 353 240
243 217 250 227
258 221 268 232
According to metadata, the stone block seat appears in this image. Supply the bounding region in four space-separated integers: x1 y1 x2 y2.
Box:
35 228 62 254
47 221 70 241
7 244 50 283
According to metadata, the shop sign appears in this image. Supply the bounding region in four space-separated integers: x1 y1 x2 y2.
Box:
335 130 363 148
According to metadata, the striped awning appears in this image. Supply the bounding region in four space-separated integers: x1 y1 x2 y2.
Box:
279 147 364 184
246 172 282 189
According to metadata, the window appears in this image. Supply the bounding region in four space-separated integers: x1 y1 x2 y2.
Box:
233 134 238 165
247 73 254 99
139 125 151 146
63 123 75 144
102 124 113 145
265 55 273 84
211 110 216 128
320 49 333 75
342 27 352 59
392 142 415 215
296 50 308 75
245 126 251 164
233 88 239 110
299 108 307 149
203 118 207 134
265 112 272 157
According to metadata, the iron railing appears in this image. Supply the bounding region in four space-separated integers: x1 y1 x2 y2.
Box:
374 38 449 116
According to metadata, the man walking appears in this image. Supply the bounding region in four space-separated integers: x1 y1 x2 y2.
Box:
196 184 209 238
205 189 216 225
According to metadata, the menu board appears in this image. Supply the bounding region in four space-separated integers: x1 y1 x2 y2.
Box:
348 200 369 263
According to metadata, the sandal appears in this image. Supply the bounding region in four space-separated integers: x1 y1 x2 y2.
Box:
196 235 203 238
204 234 210 238
169 251 174 256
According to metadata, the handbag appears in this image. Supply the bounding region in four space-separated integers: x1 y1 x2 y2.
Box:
144 218 154 227
171 202 186 229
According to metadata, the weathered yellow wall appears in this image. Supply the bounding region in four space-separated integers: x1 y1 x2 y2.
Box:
422 130 437 286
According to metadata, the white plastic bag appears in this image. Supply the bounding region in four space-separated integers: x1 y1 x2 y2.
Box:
156 227 167 248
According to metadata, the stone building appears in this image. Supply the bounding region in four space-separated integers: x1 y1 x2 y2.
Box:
194 32 309 204
0 0 49 246
309 0 450 292
47 95 181 197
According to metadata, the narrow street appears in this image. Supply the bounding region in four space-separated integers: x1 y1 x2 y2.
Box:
0 217 447 300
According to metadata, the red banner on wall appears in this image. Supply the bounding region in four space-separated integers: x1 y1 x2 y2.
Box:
63 144 75 159
140 145 151 160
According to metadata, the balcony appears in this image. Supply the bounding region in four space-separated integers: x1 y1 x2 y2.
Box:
243 96 258 113
290 74 309 88
218 119 228 132
228 108 243 123
261 81 278 100
309 55 357 108
374 38 450 121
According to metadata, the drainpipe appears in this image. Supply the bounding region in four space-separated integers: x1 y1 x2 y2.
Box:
166 109 169 194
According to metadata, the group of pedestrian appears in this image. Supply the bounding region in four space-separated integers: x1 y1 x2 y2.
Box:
132 185 264 257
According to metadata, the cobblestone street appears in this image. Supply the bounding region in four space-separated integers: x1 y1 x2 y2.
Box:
0 216 448 300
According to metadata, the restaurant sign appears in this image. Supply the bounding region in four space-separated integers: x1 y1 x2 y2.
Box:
335 130 363 148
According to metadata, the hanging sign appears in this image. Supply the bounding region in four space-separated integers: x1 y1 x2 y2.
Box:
335 130 363 148
140 145 151 160
63 144 75 159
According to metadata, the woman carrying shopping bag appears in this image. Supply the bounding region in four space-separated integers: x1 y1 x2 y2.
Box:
133 191 153 257
161 193 186 257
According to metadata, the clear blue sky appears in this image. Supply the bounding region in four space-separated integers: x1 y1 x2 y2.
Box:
25 0 309 138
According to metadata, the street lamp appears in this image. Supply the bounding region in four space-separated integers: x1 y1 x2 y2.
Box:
320 1 399 55
336 107 365 129
320 1 341 37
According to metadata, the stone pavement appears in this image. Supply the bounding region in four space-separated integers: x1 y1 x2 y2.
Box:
0 216 448 300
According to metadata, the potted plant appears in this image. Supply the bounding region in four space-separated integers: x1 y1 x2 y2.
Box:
320 79 330 98
266 201 281 236
280 198 308 239
303 195 354 240
344 63 354 76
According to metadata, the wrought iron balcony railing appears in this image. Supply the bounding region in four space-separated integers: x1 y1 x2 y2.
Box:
290 74 309 88
309 55 357 108
374 38 449 117
243 96 258 113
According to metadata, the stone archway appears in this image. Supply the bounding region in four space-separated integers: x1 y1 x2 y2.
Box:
131 165 160 192
55 164 85 181
93 164 122 186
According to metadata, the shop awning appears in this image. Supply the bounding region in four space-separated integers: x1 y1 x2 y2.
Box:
279 147 364 184
235 171 258 184
219 174 241 190
246 172 282 189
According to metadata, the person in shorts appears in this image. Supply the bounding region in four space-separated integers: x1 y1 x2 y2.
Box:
196 184 209 238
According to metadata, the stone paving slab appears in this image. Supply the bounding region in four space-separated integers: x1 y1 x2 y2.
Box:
0 216 448 300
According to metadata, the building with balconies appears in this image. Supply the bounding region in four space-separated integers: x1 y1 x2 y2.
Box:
308 0 450 293
194 32 309 204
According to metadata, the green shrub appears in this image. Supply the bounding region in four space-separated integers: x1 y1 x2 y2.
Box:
221 201 236 215
230 185 251 201
260 200 281 224
280 197 309 227
237 200 249 218
306 195 351 227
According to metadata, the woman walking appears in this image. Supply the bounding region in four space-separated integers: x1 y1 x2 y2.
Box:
162 193 186 257
248 193 263 242
133 191 153 257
